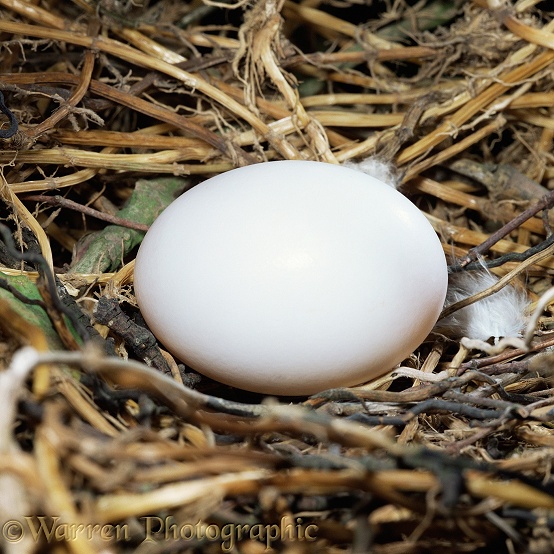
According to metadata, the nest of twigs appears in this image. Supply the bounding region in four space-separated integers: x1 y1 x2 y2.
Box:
1 0 554 552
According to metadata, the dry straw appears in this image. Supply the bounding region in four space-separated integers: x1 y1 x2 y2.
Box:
0 0 554 551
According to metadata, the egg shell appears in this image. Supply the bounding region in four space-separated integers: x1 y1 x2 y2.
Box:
134 160 448 395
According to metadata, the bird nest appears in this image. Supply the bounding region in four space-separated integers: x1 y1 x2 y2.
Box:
1 0 554 552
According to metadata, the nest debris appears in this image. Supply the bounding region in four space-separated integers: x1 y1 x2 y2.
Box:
0 0 554 552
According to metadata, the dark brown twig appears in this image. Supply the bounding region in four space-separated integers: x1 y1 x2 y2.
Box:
454 189 554 269
24 194 150 232
306 370 498 409
93 296 171 375
458 233 554 272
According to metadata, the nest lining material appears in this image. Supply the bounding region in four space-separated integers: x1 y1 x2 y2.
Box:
0 0 554 552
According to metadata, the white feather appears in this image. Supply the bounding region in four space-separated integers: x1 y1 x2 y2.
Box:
436 267 529 341
342 157 399 189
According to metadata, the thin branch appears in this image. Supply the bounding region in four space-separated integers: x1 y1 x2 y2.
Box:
24 194 150 232
453 189 554 269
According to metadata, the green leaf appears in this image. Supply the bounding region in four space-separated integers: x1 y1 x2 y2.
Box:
0 273 64 349
69 177 189 275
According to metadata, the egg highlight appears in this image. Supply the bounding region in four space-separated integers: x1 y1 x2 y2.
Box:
134 160 448 395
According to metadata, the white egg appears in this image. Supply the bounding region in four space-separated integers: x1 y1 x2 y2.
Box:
134 160 447 395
